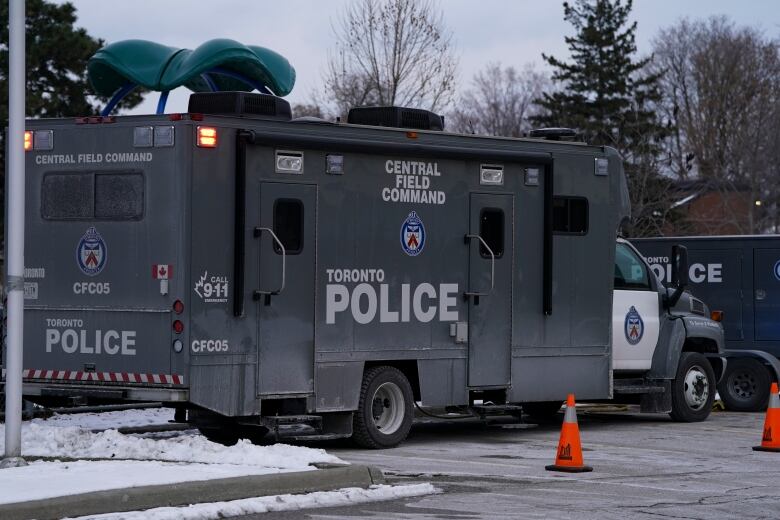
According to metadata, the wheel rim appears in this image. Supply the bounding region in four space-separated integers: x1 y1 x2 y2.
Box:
728 371 756 400
683 365 710 410
371 382 405 435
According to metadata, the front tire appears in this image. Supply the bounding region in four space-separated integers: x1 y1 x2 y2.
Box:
717 358 771 412
352 366 413 449
670 352 716 422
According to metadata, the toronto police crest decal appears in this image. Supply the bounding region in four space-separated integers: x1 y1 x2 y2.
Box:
624 306 644 345
400 211 425 256
77 226 107 276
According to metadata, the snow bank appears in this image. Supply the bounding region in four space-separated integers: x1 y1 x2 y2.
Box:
0 422 343 469
71 484 439 520
29 408 175 430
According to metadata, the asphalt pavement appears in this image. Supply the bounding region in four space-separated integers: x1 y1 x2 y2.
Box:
240 407 780 519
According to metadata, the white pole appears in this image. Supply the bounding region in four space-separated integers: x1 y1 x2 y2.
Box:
2 0 27 468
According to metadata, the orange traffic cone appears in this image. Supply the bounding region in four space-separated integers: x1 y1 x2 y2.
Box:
545 393 593 472
753 382 780 452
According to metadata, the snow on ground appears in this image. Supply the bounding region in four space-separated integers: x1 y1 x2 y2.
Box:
69 484 439 520
0 459 293 505
0 422 343 468
29 407 175 430
0 409 437 519
0 408 349 508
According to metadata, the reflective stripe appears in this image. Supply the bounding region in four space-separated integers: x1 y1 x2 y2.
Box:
1 369 185 385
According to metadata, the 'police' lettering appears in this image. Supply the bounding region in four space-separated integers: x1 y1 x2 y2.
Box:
326 282 459 325
649 262 722 284
46 328 136 355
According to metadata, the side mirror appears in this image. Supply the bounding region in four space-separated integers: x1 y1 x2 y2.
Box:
666 244 689 308
670 245 689 288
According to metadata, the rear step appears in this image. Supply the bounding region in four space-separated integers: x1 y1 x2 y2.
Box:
470 404 523 420
613 378 666 394
258 415 324 440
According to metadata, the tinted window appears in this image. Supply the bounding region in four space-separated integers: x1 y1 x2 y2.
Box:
479 208 504 258
615 243 651 290
273 199 303 254
42 172 143 220
41 173 93 219
95 174 144 219
553 196 588 234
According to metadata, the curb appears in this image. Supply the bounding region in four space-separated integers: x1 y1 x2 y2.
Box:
0 464 385 520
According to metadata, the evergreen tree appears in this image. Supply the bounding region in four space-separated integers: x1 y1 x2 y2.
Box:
0 0 143 247
533 0 672 236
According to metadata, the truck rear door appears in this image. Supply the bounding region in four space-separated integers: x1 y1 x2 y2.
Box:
19 123 186 387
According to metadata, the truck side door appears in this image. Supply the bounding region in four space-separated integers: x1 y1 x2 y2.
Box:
256 182 317 395
612 242 661 371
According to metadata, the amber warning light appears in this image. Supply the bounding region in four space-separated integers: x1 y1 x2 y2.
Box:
711 310 723 322
24 131 32 151
196 126 217 148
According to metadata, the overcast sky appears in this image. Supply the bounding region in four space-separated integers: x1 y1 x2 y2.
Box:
58 0 780 114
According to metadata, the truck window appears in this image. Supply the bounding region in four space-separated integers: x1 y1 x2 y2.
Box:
41 173 93 219
553 196 588 234
480 208 504 258
95 173 144 219
614 243 651 290
42 172 143 220
273 198 303 255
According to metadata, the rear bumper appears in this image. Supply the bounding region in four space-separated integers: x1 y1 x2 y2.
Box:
16 381 189 402
2 369 189 402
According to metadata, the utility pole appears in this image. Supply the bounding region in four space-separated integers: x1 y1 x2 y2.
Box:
2 0 27 468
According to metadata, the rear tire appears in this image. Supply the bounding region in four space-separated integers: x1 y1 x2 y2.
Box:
717 358 771 412
670 352 716 422
352 366 413 449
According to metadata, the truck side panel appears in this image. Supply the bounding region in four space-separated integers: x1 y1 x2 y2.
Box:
188 126 259 416
510 151 617 402
635 236 780 358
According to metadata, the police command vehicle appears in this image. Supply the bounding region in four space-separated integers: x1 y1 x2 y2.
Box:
3 39 726 447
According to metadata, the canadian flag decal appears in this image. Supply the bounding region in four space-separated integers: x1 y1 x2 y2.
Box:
152 264 173 280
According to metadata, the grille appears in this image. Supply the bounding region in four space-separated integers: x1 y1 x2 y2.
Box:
690 298 706 316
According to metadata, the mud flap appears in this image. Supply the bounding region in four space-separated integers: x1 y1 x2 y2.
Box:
640 380 672 413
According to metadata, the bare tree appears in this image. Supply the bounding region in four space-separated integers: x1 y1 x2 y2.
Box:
291 103 325 119
321 0 458 118
448 63 550 137
652 17 780 233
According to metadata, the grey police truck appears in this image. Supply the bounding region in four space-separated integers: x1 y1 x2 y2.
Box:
635 235 780 412
3 39 725 447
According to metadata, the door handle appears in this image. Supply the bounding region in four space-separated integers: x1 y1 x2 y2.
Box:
464 233 495 298
253 227 286 298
